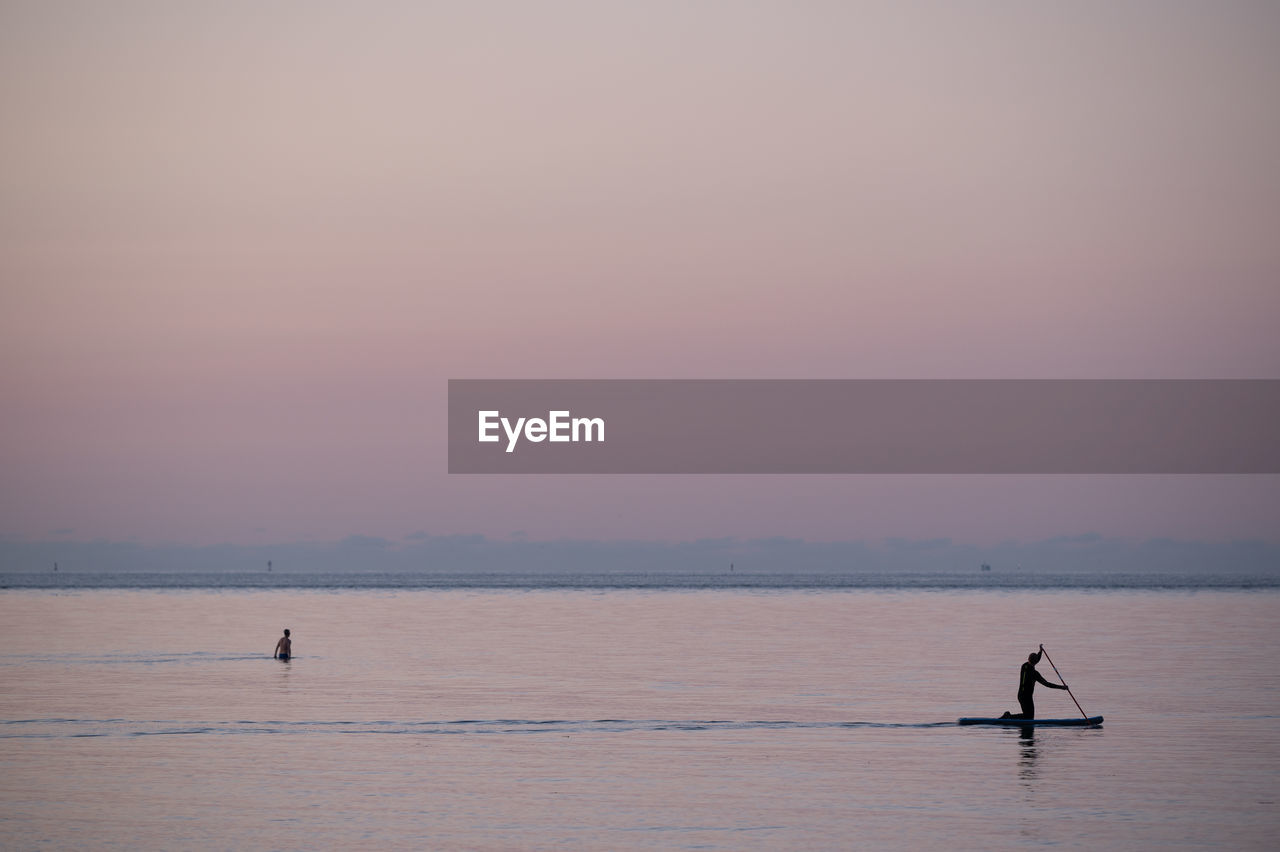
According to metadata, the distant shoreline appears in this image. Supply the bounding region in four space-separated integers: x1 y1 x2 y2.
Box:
1 572 1276 591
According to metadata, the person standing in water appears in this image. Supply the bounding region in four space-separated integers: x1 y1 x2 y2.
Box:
274 629 291 660
1002 645 1066 719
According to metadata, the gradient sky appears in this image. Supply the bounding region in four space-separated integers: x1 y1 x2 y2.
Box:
3 2 1278 548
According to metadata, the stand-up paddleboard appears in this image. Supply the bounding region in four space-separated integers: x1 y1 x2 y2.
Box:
958 715 1103 727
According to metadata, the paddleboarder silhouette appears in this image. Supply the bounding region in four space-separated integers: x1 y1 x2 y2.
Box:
1002 645 1066 720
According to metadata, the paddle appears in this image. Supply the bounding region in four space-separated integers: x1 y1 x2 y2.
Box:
1039 643 1090 720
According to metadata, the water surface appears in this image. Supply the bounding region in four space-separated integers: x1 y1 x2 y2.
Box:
1 589 1276 849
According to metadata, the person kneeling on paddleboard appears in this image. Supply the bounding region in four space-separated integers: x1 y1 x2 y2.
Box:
1002 645 1066 720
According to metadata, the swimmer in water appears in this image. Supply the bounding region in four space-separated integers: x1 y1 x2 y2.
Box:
274 628 291 660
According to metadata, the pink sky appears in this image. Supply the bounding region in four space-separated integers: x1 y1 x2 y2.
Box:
2 2 1278 547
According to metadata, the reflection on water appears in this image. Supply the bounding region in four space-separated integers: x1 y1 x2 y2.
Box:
0 589 1276 850
1017 725 1038 784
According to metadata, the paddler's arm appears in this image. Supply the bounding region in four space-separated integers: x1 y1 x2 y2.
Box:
1035 645 1067 688
1033 670 1066 689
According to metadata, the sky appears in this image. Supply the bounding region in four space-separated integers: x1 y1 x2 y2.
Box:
2 2 1278 552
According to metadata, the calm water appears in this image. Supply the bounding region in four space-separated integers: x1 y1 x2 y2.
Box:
1 588 1277 849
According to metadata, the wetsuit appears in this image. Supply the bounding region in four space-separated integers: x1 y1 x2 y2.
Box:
1016 661 1054 718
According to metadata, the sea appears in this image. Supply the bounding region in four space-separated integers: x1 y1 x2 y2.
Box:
1 573 1277 850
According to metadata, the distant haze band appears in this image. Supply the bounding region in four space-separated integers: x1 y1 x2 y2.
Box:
448 380 1280 474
